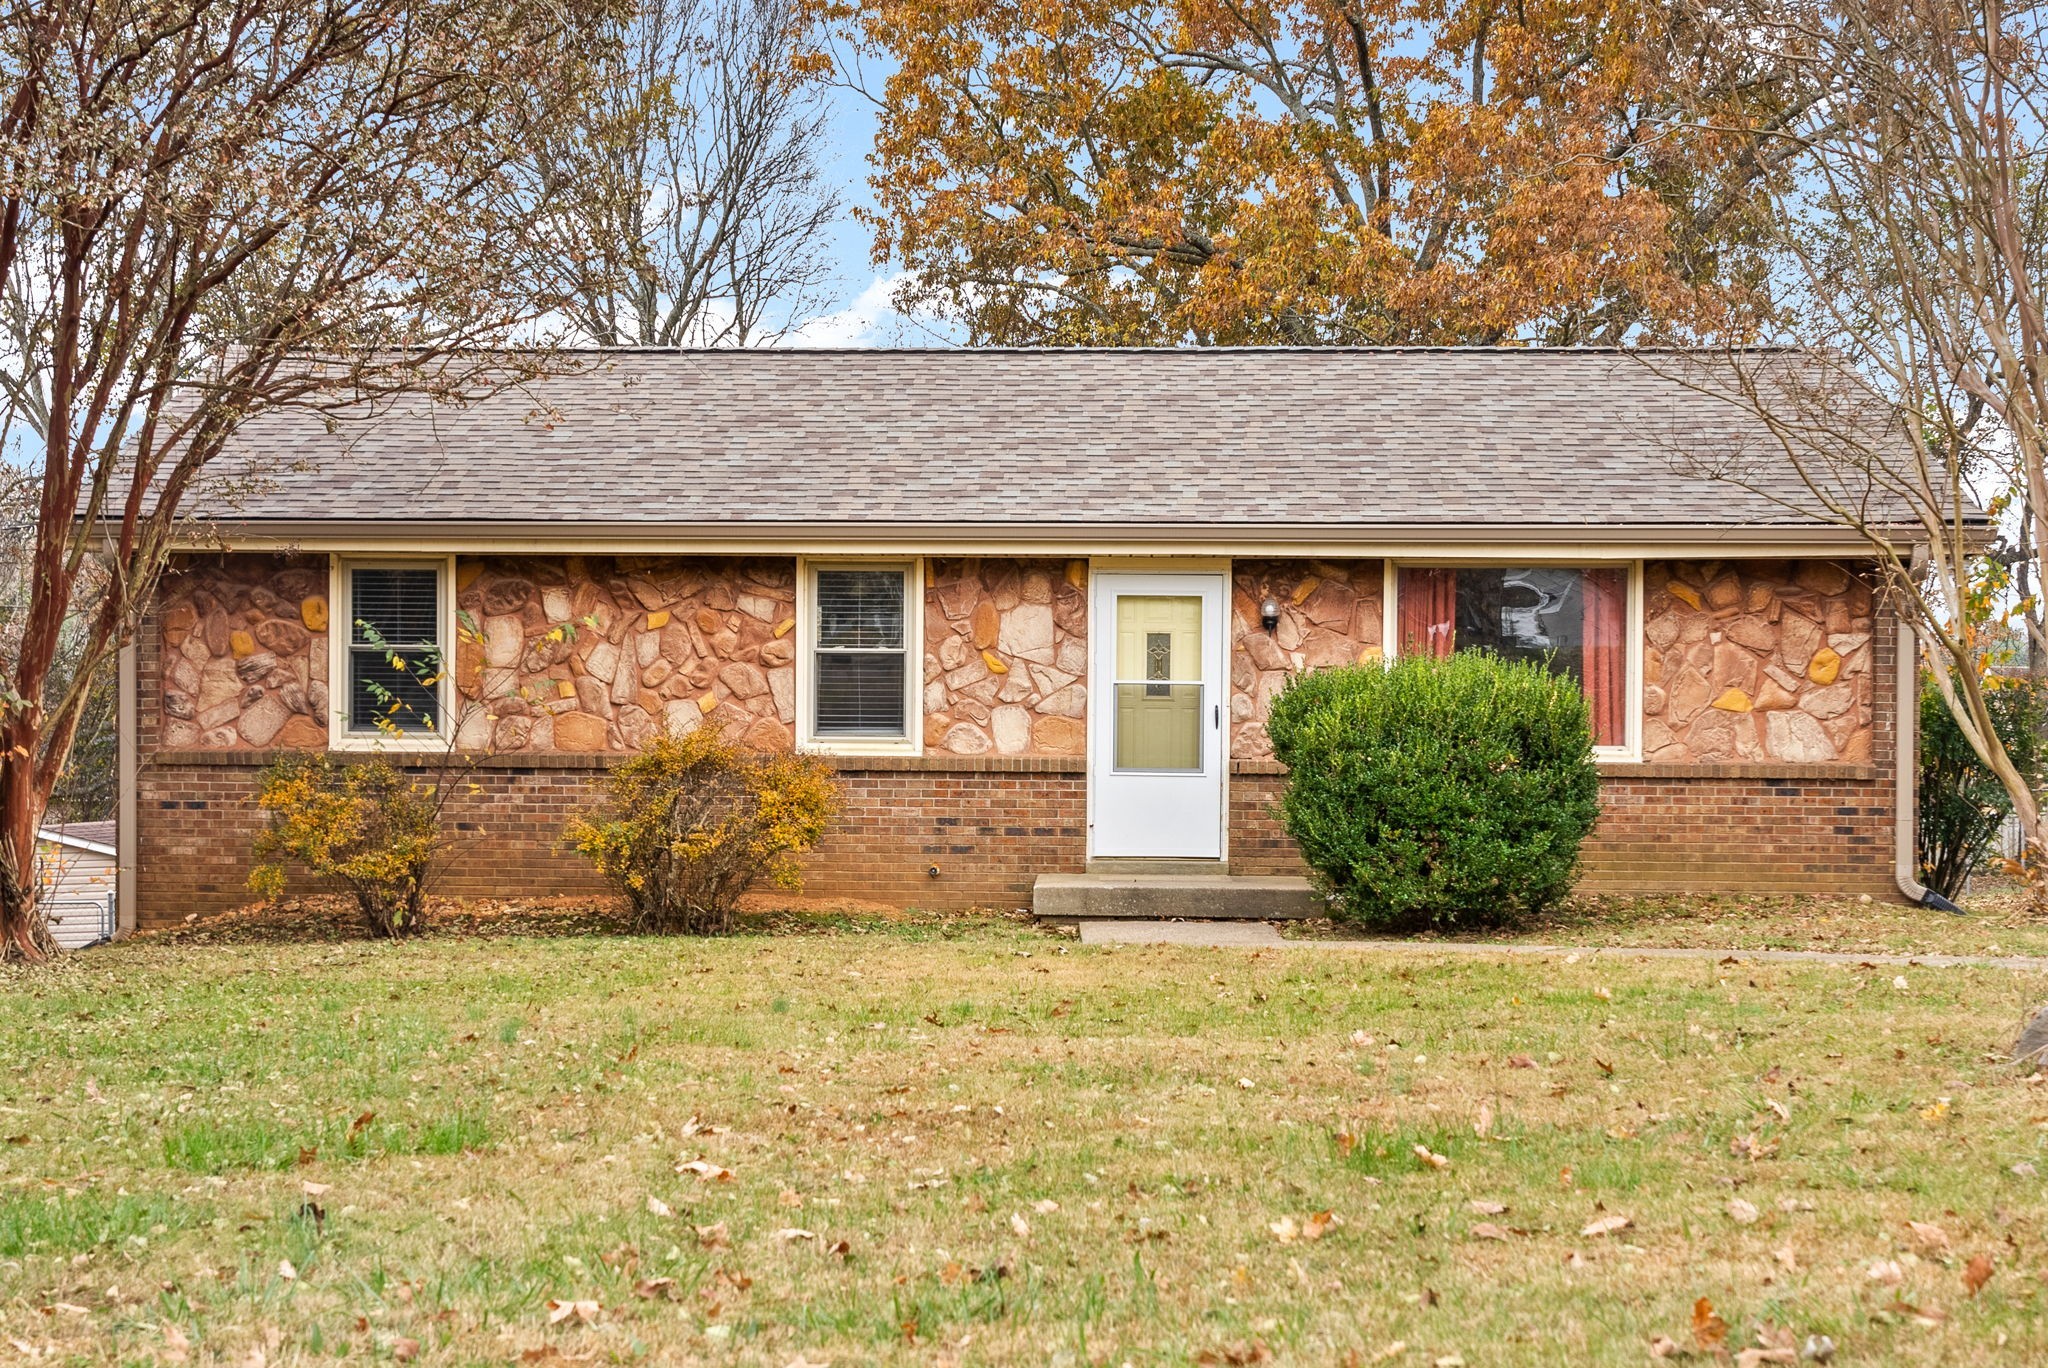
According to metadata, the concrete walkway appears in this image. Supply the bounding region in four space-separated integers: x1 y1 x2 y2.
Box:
1080 918 1288 947
1073 919 2048 970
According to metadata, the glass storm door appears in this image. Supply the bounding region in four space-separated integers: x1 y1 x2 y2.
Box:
1089 572 1227 858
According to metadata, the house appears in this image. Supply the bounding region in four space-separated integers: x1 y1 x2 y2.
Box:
37 821 118 948
110 347 1944 931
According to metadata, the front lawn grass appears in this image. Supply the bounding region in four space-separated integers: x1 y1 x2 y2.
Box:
3 921 2045 1365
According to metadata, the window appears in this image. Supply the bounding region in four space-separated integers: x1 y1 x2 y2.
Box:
341 562 448 737
1394 565 1631 750
809 564 913 741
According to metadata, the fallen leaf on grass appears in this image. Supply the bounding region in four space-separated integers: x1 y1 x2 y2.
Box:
1194 1340 1272 1366
1692 1298 1729 1352
1473 1104 1493 1139
1735 1324 1798 1366
1581 1215 1631 1238
1271 1210 1338 1244
1469 1223 1510 1241
1904 1220 1951 1255
1648 1335 1681 1359
1963 1253 1994 1297
301 1181 330 1197
677 1159 733 1182
1413 1144 1450 1170
693 1222 729 1248
1033 1198 1060 1215
545 1299 599 1326
1865 1259 1904 1285
1886 1299 1946 1326
772 1228 816 1242
632 1277 677 1301
1468 1199 1508 1215
1009 1211 1031 1238
678 1116 721 1137
646 1196 673 1218
1726 1198 1759 1225
276 1260 297 1282
391 1337 420 1362
778 1189 803 1208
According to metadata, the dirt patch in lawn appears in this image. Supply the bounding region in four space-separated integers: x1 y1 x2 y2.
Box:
132 891 1022 947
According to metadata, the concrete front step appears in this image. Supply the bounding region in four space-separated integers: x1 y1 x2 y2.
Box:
1032 872 1322 921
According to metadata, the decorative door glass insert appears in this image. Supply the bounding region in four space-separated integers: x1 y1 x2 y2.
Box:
1114 596 1202 770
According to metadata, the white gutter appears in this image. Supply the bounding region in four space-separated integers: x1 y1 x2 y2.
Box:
149 519 1913 561
36 828 117 858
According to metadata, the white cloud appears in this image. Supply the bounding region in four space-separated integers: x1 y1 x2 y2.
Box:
781 273 911 347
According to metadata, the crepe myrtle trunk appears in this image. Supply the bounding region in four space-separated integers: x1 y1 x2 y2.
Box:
0 769 59 962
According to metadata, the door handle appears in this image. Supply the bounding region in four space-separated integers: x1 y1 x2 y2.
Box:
1214 703 1220 727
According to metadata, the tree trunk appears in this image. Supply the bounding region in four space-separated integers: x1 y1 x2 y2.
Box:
0 798 58 962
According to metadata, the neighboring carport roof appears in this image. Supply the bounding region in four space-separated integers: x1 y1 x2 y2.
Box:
173 346 1946 534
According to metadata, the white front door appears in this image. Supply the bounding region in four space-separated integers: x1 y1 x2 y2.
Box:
1089 571 1228 858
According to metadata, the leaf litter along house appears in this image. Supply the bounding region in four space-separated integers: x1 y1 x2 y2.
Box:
108 348 1955 931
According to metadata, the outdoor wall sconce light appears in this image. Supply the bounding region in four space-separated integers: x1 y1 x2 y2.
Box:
1260 597 1281 631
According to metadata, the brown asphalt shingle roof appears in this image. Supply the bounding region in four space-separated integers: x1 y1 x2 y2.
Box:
189 347 1914 529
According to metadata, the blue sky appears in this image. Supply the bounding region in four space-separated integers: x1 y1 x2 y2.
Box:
783 67 941 346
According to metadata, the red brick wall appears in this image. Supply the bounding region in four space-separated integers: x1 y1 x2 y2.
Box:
132 752 1091 926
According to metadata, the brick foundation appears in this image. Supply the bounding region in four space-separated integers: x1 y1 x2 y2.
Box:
1224 761 1898 898
135 749 1901 927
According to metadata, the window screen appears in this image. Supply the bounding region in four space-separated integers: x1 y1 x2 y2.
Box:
813 567 908 736
1396 566 1628 748
347 566 444 734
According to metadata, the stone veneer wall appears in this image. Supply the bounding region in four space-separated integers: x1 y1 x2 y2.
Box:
921 558 1088 756
1643 560 1875 764
155 555 330 750
454 556 795 752
1229 560 1384 760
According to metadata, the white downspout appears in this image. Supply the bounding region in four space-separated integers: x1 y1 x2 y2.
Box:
116 640 138 937
1894 547 1934 905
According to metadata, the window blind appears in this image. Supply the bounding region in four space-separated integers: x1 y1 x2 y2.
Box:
347 566 443 734
812 567 908 736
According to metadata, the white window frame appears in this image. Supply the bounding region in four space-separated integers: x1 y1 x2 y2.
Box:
795 557 924 757
1380 558 1643 762
326 554 458 751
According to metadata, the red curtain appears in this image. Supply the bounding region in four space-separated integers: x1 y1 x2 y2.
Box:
1582 567 1626 748
1397 568 1457 658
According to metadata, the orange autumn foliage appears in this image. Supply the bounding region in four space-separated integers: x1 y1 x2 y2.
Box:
811 0 1804 344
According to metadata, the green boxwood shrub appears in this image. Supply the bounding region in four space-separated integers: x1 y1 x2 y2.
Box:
1265 652 1601 931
